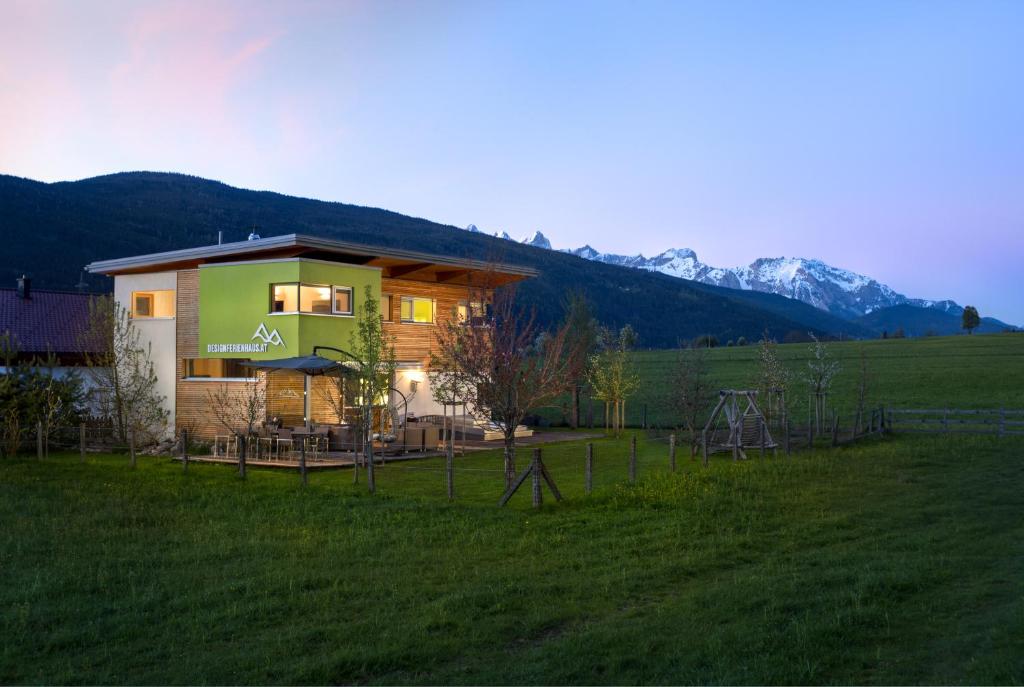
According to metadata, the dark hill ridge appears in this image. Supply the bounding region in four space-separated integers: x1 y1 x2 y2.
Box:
854 304 1013 337
0 171 872 347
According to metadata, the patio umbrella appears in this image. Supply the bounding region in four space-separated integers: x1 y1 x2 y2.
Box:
241 354 353 427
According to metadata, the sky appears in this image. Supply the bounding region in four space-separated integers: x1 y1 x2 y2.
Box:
1 0 1022 323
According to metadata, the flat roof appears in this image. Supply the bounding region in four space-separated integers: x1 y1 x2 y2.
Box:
86 233 538 286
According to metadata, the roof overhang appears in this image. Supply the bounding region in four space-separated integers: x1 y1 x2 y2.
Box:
86 233 538 286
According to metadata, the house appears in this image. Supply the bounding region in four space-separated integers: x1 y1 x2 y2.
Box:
0 275 100 367
86 234 536 440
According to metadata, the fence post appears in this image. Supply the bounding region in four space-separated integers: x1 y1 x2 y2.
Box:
238 435 247 480
642 404 648 430
759 422 766 459
585 443 593 494
129 427 136 469
531 448 542 508
879 405 886 435
36 421 43 460
181 429 189 473
446 438 454 501
808 421 814 449
784 418 791 457
701 429 709 467
299 437 308 488
669 433 676 472
79 423 86 463
629 434 637 483
831 412 839 447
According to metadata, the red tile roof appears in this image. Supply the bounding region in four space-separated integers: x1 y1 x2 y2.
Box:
0 288 100 356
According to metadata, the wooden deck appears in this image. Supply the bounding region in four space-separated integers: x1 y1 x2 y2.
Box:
174 430 603 470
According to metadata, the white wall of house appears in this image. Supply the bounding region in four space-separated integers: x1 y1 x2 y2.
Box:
114 272 178 436
393 365 446 420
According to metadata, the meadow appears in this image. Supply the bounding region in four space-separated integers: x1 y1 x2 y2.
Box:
547 332 1024 429
2 333 1023 685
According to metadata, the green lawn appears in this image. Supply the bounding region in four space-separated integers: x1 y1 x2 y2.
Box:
544 332 1024 428
2 430 1023 684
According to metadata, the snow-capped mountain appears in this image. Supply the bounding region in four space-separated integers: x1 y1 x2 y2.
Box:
461 224 969 320
566 247 950 319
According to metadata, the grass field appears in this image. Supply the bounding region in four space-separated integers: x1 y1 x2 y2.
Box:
543 332 1024 428
3 332 1023 685
2 430 1023 684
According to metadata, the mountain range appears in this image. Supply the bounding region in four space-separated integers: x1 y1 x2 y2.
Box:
0 172 1012 348
465 227 1016 330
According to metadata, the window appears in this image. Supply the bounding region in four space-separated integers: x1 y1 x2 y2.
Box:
400 296 435 324
333 286 353 315
271 283 298 313
185 358 255 380
131 290 175 318
300 284 332 314
271 283 344 315
457 300 485 323
380 294 393 321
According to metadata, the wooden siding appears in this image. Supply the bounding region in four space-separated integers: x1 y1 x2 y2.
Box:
382 278 479 364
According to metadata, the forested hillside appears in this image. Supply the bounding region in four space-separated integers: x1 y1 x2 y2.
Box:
0 172 871 347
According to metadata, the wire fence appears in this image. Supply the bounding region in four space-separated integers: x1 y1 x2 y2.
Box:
11 407 1021 507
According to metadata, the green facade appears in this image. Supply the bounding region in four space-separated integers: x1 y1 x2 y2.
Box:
198 260 381 360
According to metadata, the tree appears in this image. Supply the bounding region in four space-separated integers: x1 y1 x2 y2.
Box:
561 292 599 429
962 305 981 335
671 345 714 458
207 374 267 477
434 281 577 488
80 295 168 446
755 332 789 427
0 335 84 458
587 325 640 438
854 345 872 434
804 333 841 434
347 285 398 493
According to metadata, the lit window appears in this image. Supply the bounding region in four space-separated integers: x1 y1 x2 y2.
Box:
271 283 298 313
300 284 332 314
381 294 393 321
457 300 485 323
400 296 435 323
131 290 175 318
185 358 255 379
333 286 353 315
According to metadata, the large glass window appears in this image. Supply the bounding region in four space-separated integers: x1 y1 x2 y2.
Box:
131 290 175 318
300 284 332 314
271 283 298 313
184 358 255 379
272 283 348 315
333 286 353 315
400 296 435 324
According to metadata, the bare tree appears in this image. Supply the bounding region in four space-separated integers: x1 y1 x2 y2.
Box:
804 333 841 433
671 344 714 458
208 373 267 478
347 285 397 493
433 281 577 488
755 331 789 427
561 292 600 429
587 325 639 437
854 345 872 434
80 295 168 445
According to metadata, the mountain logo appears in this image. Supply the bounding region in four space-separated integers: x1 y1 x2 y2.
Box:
251 323 285 347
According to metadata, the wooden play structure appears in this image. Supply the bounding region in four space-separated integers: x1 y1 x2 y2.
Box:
701 390 778 465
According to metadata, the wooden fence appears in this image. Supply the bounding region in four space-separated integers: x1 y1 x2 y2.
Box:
889 408 1024 436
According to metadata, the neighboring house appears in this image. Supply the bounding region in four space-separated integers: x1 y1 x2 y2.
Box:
0 276 108 409
86 234 536 440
